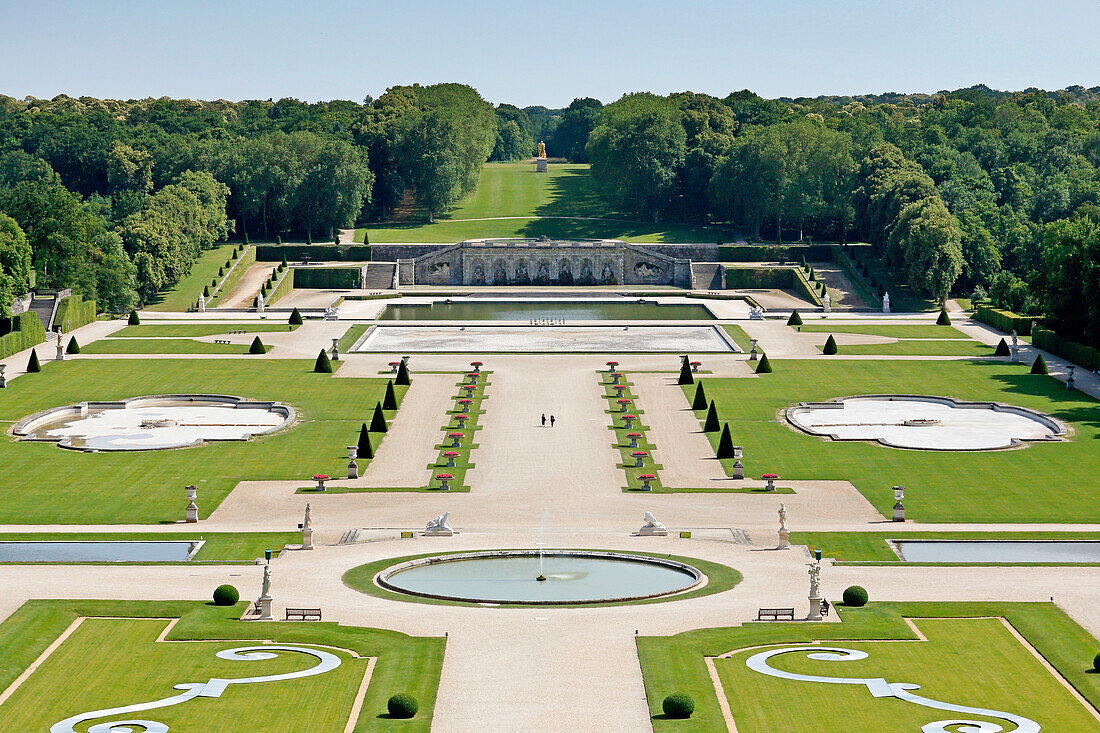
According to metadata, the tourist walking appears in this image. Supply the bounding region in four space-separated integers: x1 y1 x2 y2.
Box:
550 415 556 427
541 413 547 427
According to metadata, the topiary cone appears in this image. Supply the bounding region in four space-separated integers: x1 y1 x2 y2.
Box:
289 307 303 326
395 359 411 386
994 338 1010 356
937 307 952 326
787 309 802 326
26 348 40 373
822 334 838 355
677 358 694 385
249 336 267 354
756 353 773 374
66 337 80 354
128 310 140 326
716 423 736 459
357 422 373 459
703 400 720 432
383 379 398 410
314 349 332 373
1031 354 1048 374
691 381 708 411
369 402 387 433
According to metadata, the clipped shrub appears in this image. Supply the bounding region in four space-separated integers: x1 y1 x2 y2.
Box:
306 230 313 245
66 336 81 354
755 353 773 373
822 334 838 355
249 336 267 354
370 402 387 433
334 232 341 245
363 230 369 244
275 235 282 245
357 423 373 459
677 358 694 385
1031 353 1048 375
787 309 802 326
26 348 40 372
218 267 224 277
395 359 411 386
937 307 952 326
387 693 418 719
203 285 210 297
703 401 719 432
842 585 868 607
807 267 816 282
243 232 250 245
716 424 735 459
1094 652 1100 672
128 310 140 325
314 349 332 373
994 338 1010 356
212 584 239 606
383 380 398 410
662 692 695 719
691 381 707 411
877 284 885 297
252 296 259 308
289 307 303 325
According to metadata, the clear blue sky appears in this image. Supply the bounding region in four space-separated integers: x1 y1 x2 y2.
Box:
2 0 1097 108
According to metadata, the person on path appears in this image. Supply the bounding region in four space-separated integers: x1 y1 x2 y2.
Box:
541 413 547 427
550 415 556 427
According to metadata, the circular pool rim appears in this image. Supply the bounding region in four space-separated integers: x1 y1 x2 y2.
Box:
375 549 706 605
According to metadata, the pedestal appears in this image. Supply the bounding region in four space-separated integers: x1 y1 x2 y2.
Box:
892 502 905 522
347 460 358 479
422 526 454 537
302 528 314 550
258 595 273 620
186 500 198 523
56 344 65 361
807 596 823 621
638 525 669 536
778 528 790 549
536 158 548 172
731 460 744 479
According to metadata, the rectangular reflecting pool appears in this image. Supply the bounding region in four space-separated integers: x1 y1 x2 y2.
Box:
0 540 204 563
894 540 1100 563
378 301 715 321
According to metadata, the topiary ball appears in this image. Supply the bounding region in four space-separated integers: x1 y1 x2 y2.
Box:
387 693 418 718
842 585 868 607
662 692 695 719
212 584 239 606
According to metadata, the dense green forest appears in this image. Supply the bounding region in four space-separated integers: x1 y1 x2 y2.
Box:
1 83 1097 347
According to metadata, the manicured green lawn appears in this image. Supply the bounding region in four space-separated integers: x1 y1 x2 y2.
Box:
113 323 298 337
82 338 267 354
338 324 370 352
797 324 969 339
0 359 401 523
792 530 1100 563
721 324 753 351
360 163 728 243
639 602 1100 731
822 340 993 356
0 600 443 732
145 244 237 312
690 359 1100 522
0 532 298 564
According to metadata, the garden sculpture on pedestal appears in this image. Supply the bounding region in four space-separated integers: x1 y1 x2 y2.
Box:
638 511 668 536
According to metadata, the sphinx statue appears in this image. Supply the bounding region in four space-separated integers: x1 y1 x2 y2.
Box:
638 510 668 536
424 511 455 536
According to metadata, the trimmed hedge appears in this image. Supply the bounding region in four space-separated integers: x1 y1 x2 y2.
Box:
370 402 388 433
787 309 803 326
387 693 418 718
265 269 294 306
843 585 868 607
703 401 719 432
26 348 40 372
974 306 1034 336
994 338 1010 357
314 349 332 373
692 381 707 411
66 336 80 354
289 307 303 325
255 244 372 262
1031 354 1048 375
662 692 695 719
716 424 736 459
1033 328 1100 372
249 336 267 354
755 353 773 373
0 311 47 360
292 267 362 289
936 308 952 326
822 334 838 355
54 294 97 332
718 244 835 262
212 584 239 606
128 310 140 325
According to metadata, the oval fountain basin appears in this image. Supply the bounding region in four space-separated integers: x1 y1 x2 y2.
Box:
377 550 703 604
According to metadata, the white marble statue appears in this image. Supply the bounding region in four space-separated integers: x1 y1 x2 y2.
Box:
1011 330 1019 361
303 503 313 531
822 291 831 312
808 561 821 599
261 563 272 599
882 291 891 314
424 512 454 535
198 293 206 312
256 292 265 314
643 511 665 531
638 510 669 536
778 503 788 531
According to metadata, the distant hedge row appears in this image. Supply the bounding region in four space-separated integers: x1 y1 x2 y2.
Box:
974 306 1035 336
1033 327 1100 372
292 267 363 289
54 294 97 331
255 244 372 262
718 244 837 262
724 266 822 306
0 311 47 360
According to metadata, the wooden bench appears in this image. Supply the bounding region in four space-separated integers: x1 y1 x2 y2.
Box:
757 607 795 621
228 330 245 334
285 607 322 621
249 600 262 616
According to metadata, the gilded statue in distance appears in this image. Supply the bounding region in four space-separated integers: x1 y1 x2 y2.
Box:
537 140 547 158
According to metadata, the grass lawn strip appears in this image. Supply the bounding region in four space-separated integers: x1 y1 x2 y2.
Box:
639 602 1100 731
0 359 399 524
144 244 238 312
720 324 753 352
0 532 298 564
338 324 371 353
795 324 971 339
600 369 664 491
0 599 443 732
824 340 994 356
689 359 1100 523
112 323 300 338
342 549 742 609
82 338 275 355
317 371 489 494
792 530 1100 564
